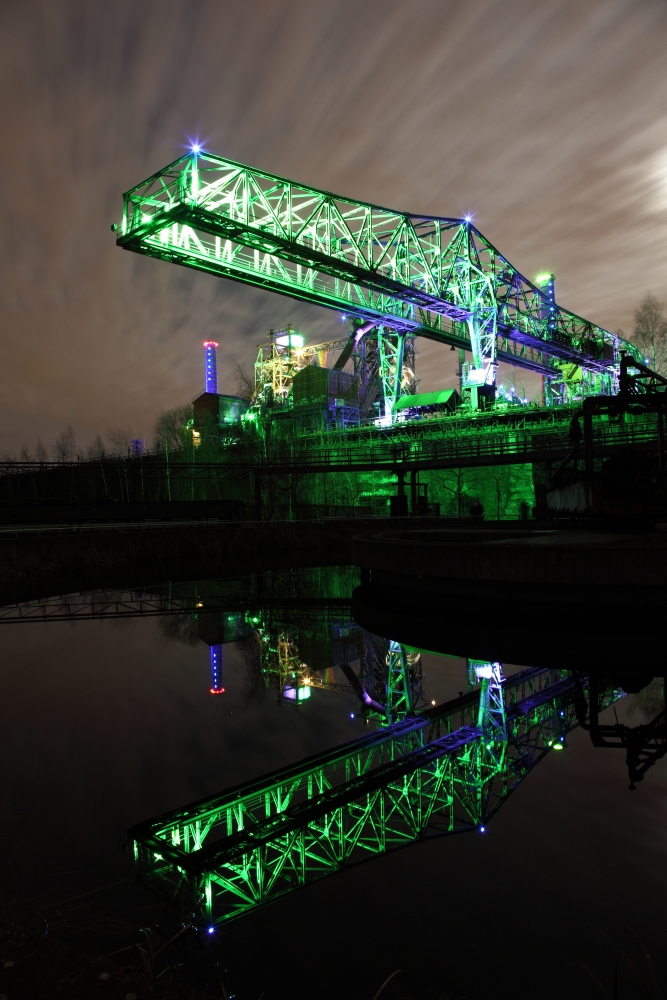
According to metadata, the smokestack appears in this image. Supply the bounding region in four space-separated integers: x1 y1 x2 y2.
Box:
203 341 219 394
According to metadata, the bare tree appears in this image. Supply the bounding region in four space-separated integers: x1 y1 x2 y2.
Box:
87 433 105 459
474 466 510 520
472 464 528 520
153 405 193 453
629 678 664 721
233 362 254 400
106 426 133 456
158 613 199 646
432 467 472 516
35 440 47 462
19 444 31 461
52 425 76 461
632 293 667 373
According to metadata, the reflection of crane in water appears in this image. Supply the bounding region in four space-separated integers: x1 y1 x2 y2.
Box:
241 610 424 717
573 673 667 791
129 664 622 928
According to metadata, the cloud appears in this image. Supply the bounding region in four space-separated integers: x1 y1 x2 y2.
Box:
0 0 666 450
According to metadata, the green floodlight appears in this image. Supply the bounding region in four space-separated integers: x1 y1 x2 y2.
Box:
276 332 305 349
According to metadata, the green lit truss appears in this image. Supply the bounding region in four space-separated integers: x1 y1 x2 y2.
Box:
128 666 620 926
115 150 640 389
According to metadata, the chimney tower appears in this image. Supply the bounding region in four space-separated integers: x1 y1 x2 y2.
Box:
203 341 219 394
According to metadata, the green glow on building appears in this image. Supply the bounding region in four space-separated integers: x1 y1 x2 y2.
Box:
112 150 657 521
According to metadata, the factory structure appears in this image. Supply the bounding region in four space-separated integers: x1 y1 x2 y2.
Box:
191 302 615 446
187 300 646 518
114 148 663 520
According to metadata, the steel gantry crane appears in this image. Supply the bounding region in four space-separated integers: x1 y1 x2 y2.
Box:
114 149 640 410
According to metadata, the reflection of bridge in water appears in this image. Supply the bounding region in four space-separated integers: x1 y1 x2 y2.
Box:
3 575 658 927
0 580 421 712
128 666 620 927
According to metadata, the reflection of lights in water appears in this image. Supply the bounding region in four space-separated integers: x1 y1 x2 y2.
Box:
283 685 311 701
210 645 225 695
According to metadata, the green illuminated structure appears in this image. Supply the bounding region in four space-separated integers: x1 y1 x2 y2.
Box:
115 149 640 410
108 149 666 519
128 666 620 925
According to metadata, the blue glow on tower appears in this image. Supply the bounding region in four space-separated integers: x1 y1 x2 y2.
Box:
210 644 224 694
204 341 219 394
536 274 556 338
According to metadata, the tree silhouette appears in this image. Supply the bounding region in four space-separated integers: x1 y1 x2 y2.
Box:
632 293 667 373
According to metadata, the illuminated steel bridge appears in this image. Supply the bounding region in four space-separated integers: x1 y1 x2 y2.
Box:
128 666 620 926
114 149 641 410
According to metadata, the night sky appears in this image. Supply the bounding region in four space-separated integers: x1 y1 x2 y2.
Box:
1 0 667 455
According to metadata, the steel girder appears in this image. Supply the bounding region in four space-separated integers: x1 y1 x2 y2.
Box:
384 639 414 723
377 328 406 418
0 591 353 624
115 151 639 381
128 667 620 926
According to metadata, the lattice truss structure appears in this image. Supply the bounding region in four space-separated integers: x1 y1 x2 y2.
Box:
0 590 354 624
247 610 424 718
253 329 349 405
129 667 621 926
251 324 419 419
116 150 641 402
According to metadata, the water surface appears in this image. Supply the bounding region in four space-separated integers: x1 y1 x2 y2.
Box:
1 569 665 1000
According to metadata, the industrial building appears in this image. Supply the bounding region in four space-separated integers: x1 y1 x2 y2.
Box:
107 147 667 520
